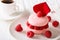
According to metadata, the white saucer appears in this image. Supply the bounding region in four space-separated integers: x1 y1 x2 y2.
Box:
0 11 24 21
9 12 60 40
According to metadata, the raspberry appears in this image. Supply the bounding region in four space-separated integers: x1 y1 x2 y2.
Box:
15 24 23 32
47 16 51 22
43 24 49 29
39 27 44 30
34 26 40 30
37 11 43 17
27 31 34 38
52 21 59 27
27 22 30 26
29 25 34 29
44 31 52 38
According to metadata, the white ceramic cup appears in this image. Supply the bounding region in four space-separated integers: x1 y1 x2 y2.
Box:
0 1 20 20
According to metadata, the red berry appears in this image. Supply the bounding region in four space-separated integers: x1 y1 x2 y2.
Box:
27 31 34 38
29 25 34 29
39 27 44 30
52 21 59 27
47 16 51 22
37 11 43 17
43 24 49 29
15 24 23 32
27 22 30 26
34 26 40 30
44 31 52 38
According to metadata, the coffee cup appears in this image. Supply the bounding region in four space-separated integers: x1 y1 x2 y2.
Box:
0 1 20 20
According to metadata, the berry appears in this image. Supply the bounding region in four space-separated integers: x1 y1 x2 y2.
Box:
15 24 23 32
43 24 49 29
27 31 34 38
52 21 59 27
39 27 44 30
44 31 52 38
27 22 30 26
47 16 51 22
29 25 34 29
34 26 40 30
37 11 43 17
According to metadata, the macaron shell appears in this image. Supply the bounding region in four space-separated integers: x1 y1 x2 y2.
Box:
28 14 49 27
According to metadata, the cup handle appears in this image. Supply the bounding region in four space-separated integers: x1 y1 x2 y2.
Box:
14 4 20 12
15 5 20 11
9 5 20 16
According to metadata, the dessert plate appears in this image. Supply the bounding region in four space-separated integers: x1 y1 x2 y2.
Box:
9 12 60 40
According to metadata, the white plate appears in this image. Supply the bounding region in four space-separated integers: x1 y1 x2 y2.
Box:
9 12 60 40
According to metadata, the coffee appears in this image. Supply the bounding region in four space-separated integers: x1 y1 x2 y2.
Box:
2 0 13 4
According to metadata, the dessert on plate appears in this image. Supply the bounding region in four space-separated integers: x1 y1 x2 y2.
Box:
15 2 59 38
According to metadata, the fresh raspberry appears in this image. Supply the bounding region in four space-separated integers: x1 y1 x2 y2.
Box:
29 25 34 29
43 24 49 29
37 11 43 17
15 24 23 32
34 26 40 30
39 27 44 30
47 16 51 22
27 22 30 26
52 21 59 27
44 31 52 38
27 31 34 38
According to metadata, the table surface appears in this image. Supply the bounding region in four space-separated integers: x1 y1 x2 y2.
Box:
0 0 60 40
